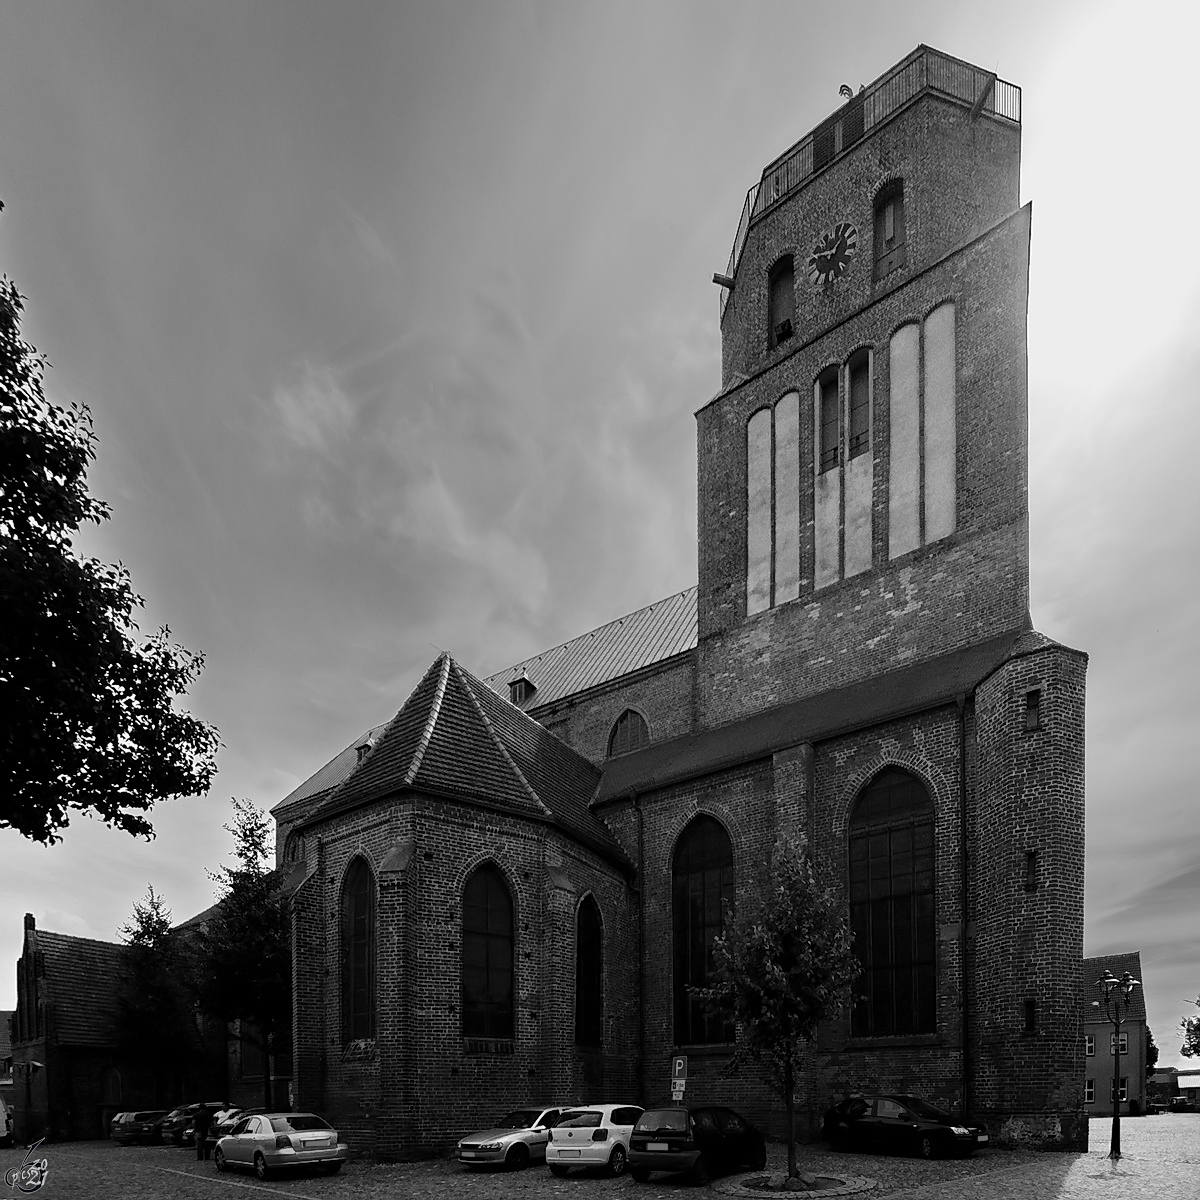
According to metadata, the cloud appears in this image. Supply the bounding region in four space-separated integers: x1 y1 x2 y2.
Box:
272 361 356 460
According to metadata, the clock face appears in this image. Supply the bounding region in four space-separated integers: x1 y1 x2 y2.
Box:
807 221 858 287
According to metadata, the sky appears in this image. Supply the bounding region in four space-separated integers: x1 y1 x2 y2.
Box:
1 0 1198 1071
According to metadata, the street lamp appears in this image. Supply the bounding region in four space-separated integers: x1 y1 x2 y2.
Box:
1093 970 1139 1160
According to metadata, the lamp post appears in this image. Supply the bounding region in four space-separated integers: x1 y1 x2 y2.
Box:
1094 969 1139 1160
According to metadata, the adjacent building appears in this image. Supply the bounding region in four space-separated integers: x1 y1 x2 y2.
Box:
1082 952 1147 1116
275 45 1088 1157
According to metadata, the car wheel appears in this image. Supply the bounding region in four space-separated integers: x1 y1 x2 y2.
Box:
608 1144 628 1177
506 1143 530 1170
689 1154 711 1186
254 1152 271 1180
213 1149 226 1173
549 1163 569 1177
630 1165 651 1183
749 1142 767 1171
919 1134 937 1159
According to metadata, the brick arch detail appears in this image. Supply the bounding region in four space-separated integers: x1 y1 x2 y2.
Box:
868 169 906 207
831 752 955 841
608 707 653 754
656 802 744 883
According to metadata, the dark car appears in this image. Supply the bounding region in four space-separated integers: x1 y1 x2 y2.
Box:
822 1094 988 1158
110 1110 170 1145
628 1105 766 1185
161 1101 232 1146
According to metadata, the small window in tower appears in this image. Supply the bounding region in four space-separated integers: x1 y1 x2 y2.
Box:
1024 688 1041 731
848 351 870 458
1023 999 1037 1034
818 369 840 473
768 257 795 349
874 183 907 279
1024 849 1040 893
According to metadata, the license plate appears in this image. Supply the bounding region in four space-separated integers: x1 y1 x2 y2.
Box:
647 1142 669 1151
460 1151 476 1158
559 1150 580 1158
976 1134 989 1143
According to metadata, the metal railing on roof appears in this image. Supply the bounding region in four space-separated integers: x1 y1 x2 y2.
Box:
719 47 1021 316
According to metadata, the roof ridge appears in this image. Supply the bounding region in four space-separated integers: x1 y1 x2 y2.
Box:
34 929 127 951
404 653 451 787
453 660 554 819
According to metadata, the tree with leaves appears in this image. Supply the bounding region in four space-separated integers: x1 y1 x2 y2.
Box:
0 236 219 844
694 836 859 1180
191 799 291 1107
1146 1026 1159 1078
115 885 207 1103
1183 998 1200 1060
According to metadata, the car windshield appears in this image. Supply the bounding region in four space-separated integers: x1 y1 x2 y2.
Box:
897 1097 951 1122
557 1111 603 1128
270 1115 331 1133
635 1109 688 1133
495 1110 542 1129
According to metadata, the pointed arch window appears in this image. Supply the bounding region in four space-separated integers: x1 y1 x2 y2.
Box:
608 709 650 757
575 895 603 1046
462 863 514 1040
340 857 376 1042
672 816 735 1045
849 767 936 1036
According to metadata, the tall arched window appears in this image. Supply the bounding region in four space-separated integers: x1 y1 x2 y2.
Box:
575 895 603 1046
849 767 936 1036
341 857 376 1042
767 256 795 348
463 863 514 1040
608 709 650 757
672 816 735 1045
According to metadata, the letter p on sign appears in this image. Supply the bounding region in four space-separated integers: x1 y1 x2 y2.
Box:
672 1056 688 1082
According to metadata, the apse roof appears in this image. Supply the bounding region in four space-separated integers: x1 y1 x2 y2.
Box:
480 586 697 711
298 654 630 871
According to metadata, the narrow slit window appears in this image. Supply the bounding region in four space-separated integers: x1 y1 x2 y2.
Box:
819 370 840 473
768 257 795 349
848 351 870 458
1023 999 1037 1033
1025 689 1041 731
1024 849 1040 893
874 183 907 279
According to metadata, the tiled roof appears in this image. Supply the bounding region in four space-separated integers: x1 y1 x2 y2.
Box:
1083 952 1147 1024
481 587 697 711
34 931 127 1048
271 721 390 815
301 654 631 872
598 628 1031 801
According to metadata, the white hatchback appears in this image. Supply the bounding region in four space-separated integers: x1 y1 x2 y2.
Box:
546 1104 644 1178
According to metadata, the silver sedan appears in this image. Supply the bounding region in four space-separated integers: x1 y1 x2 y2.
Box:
214 1111 349 1179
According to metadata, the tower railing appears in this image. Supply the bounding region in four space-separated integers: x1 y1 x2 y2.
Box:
719 46 1020 317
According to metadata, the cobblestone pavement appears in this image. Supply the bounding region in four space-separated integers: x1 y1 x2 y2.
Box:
6 1115 1198 1199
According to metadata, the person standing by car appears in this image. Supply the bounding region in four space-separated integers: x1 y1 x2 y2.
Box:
193 1106 214 1161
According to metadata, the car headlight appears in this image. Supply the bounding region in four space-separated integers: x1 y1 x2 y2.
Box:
478 1142 503 1152
951 1126 970 1136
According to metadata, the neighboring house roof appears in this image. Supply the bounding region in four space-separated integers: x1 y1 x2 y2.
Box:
28 930 126 1048
597 627 1037 801
298 654 631 872
481 586 697 711
1083 952 1147 1024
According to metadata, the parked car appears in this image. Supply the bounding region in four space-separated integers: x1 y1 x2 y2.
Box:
213 1111 348 1179
822 1094 988 1158
203 1107 263 1155
160 1101 232 1146
110 1110 170 1145
1168 1096 1195 1113
628 1105 766 1184
546 1104 644 1178
456 1106 566 1170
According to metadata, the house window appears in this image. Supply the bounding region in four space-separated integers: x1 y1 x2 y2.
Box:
848 350 870 458
462 863 514 1040
341 858 376 1042
1024 850 1040 893
1024 689 1041 730
818 369 840 472
1023 999 1037 1033
768 257 796 349
1110 1031 1129 1055
874 182 907 279
608 709 650 757
1085 1079 1095 1103
672 816 735 1045
575 895 603 1047
1111 1077 1128 1102
849 767 936 1037
1086 1034 1096 1056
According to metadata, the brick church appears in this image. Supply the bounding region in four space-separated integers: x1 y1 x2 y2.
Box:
273 45 1088 1156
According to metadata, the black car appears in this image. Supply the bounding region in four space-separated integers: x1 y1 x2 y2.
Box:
823 1094 988 1158
628 1105 767 1184
160 1101 232 1146
110 1109 170 1145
